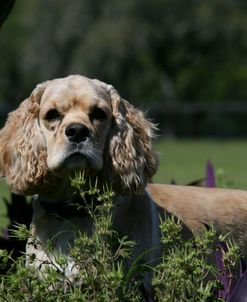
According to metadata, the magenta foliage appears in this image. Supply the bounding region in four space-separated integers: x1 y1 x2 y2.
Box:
228 258 247 302
206 160 216 188
215 242 247 301
215 242 237 300
1 227 9 241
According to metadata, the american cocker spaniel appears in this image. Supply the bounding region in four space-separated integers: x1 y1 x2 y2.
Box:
0 75 160 290
3 74 247 293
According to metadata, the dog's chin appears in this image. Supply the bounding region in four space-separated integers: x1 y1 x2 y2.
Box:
62 153 89 171
50 152 102 177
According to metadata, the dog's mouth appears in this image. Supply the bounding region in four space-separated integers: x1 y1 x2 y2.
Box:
48 145 103 176
62 152 89 170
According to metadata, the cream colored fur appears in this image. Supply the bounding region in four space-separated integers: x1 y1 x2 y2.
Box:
147 184 247 257
0 75 160 291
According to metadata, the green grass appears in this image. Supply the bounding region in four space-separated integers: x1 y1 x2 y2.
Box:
154 138 247 189
0 180 11 231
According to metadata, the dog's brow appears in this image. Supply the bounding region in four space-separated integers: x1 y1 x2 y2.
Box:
83 97 109 113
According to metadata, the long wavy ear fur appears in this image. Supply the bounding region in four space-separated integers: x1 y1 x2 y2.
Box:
106 86 159 195
0 82 49 195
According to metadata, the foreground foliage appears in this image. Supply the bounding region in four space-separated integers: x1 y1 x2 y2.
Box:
153 215 242 302
0 173 244 301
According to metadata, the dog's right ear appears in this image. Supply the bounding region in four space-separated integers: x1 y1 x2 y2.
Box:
105 85 159 195
0 82 49 195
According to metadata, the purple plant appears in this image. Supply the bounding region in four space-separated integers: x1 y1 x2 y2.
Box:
215 242 247 301
215 242 237 301
229 268 247 302
1 227 10 241
206 160 216 188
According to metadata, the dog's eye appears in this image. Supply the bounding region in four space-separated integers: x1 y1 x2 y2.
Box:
45 109 61 121
90 107 107 121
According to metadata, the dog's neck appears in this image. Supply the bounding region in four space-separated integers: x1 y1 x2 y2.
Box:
37 193 101 219
35 173 130 219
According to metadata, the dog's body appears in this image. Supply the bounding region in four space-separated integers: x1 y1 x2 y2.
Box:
147 183 247 257
1 74 247 293
26 192 160 279
0 75 160 291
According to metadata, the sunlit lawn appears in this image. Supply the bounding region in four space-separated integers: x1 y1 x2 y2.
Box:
0 180 11 230
1 138 247 230
154 138 247 189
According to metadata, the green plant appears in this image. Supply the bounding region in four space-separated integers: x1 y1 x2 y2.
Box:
0 173 141 301
0 173 243 301
152 215 241 302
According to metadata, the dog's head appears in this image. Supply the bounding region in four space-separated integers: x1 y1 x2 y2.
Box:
0 75 158 195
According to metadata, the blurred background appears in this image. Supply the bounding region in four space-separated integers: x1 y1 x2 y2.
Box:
2 0 247 269
1 0 247 191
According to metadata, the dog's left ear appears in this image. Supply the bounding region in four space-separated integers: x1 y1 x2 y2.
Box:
0 82 49 195
105 85 159 194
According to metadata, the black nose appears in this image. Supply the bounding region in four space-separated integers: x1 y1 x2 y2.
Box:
65 123 90 143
